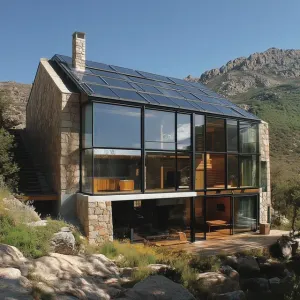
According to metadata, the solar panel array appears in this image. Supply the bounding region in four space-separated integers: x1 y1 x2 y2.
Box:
53 54 259 120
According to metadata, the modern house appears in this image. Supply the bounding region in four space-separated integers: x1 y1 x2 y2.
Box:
26 32 271 244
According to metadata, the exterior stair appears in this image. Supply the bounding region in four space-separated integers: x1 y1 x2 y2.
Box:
9 129 57 201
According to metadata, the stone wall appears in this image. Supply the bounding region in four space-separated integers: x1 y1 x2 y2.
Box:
76 194 113 244
259 121 271 223
26 59 80 219
26 59 62 195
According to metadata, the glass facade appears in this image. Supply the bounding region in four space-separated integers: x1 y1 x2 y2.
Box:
81 102 260 194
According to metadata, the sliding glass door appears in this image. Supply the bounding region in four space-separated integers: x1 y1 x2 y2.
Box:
233 195 258 234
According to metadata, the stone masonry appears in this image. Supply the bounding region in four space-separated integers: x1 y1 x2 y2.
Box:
26 59 80 219
72 32 86 71
77 194 113 244
259 121 271 223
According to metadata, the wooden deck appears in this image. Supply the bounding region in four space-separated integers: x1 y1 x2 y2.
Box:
160 230 289 256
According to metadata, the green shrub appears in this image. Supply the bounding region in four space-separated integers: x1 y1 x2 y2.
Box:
0 215 72 258
0 128 19 190
190 256 221 273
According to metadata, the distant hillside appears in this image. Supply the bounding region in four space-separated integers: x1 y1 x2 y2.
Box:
187 48 300 179
0 82 31 128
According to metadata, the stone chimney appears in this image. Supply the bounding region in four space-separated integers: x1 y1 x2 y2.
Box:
72 32 86 71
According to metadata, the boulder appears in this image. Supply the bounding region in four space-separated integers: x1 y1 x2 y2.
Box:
0 244 27 267
26 252 122 299
197 272 239 294
241 277 269 292
147 264 173 274
210 290 246 300
258 259 285 278
50 229 76 255
222 256 238 270
118 275 196 300
271 235 299 259
0 267 21 279
219 265 239 281
236 256 260 277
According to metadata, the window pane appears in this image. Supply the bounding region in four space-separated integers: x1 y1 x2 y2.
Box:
240 155 258 187
240 122 258 153
177 152 191 190
145 152 176 191
227 120 238 152
145 110 175 150
206 117 225 152
82 149 93 193
234 196 258 233
195 154 205 190
177 114 191 150
110 88 148 103
94 103 141 148
228 155 238 188
93 149 141 193
82 104 92 148
206 154 225 189
195 115 205 151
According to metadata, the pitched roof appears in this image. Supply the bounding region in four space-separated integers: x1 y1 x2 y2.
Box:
52 54 259 121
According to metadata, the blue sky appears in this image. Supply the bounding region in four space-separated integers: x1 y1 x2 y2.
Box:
1 0 300 84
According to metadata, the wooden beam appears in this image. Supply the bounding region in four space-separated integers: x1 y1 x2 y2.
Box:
17 194 58 201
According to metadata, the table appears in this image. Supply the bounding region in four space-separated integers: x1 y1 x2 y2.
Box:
206 220 231 232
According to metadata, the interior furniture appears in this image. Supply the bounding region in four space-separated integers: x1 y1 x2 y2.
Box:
119 180 134 191
93 178 120 192
206 220 231 232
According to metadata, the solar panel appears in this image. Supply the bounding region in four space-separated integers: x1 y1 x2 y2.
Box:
88 84 119 98
79 74 107 85
157 88 183 98
195 102 223 115
149 94 180 107
110 88 148 103
110 65 143 77
168 97 199 110
137 71 174 83
86 60 115 72
177 91 200 101
138 84 162 94
101 77 133 89
53 54 260 121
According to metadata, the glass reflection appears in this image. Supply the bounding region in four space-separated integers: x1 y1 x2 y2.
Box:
228 155 238 188
145 110 175 150
177 114 191 150
240 155 258 187
240 122 258 153
206 117 225 152
195 115 205 151
93 103 141 148
177 153 191 190
227 120 238 152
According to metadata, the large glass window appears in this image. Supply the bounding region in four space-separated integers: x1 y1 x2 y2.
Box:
228 155 238 188
261 161 268 192
82 104 92 148
206 118 225 152
194 197 205 240
227 120 238 152
112 198 191 242
145 110 175 150
177 153 191 190
177 114 191 151
233 196 258 233
240 155 258 187
94 103 141 148
240 122 258 153
195 115 205 151
195 154 205 190
82 149 93 193
93 149 141 193
206 154 225 189
145 152 176 191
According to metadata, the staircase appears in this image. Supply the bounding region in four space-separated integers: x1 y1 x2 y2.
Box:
10 129 57 201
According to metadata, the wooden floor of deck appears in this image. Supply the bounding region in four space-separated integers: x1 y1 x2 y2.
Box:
159 230 289 256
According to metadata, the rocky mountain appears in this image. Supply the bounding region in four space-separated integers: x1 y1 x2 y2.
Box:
187 47 300 179
0 82 31 129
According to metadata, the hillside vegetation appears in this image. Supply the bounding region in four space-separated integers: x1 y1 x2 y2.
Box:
187 48 300 180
